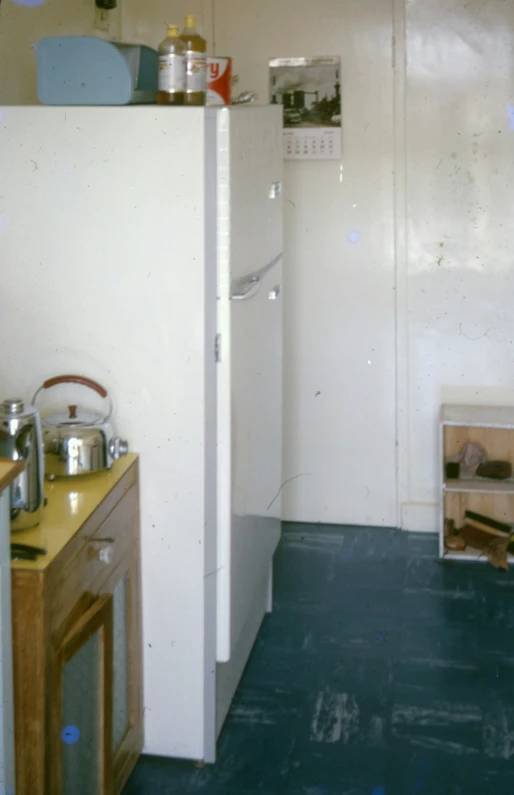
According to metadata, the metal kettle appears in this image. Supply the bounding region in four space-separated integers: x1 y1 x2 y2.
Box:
33 375 128 478
0 398 45 531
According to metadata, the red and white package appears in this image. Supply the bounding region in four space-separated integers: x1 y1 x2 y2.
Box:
207 57 232 106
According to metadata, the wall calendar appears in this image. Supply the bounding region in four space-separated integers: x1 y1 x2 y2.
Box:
269 56 342 161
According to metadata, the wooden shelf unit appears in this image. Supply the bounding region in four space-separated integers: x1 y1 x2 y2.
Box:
440 405 514 562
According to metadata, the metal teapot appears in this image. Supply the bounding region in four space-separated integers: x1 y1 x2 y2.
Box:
0 398 45 531
33 375 128 479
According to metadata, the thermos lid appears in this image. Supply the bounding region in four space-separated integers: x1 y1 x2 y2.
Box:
2 399 25 415
0 399 39 420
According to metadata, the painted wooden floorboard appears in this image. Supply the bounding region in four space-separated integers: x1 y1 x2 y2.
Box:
123 524 514 794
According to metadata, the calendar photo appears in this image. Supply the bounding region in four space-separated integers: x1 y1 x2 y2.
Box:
269 56 342 160
269 56 341 129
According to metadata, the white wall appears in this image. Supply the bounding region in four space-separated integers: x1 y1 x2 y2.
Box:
0 0 121 105
398 0 514 531
2 0 514 532
211 0 398 528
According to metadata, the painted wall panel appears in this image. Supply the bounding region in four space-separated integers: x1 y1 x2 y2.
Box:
0 0 121 105
403 0 514 529
212 0 398 526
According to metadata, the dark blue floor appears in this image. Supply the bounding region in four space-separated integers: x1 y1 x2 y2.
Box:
123 524 514 794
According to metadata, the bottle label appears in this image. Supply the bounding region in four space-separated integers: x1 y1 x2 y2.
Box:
185 51 207 93
159 54 186 93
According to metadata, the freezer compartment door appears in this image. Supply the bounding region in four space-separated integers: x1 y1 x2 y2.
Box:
216 105 283 292
217 260 283 663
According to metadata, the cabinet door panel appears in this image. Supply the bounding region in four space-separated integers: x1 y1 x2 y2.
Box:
101 548 143 794
62 629 102 794
52 594 113 795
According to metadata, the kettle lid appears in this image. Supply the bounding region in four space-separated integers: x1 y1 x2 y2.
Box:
43 404 104 428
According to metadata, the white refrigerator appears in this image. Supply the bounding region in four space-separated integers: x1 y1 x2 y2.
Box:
0 105 283 762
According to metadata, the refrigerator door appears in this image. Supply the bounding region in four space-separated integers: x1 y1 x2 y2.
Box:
216 105 283 293
215 106 283 664
217 261 283 664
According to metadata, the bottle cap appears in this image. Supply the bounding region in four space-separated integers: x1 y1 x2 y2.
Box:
167 24 179 37
184 14 196 28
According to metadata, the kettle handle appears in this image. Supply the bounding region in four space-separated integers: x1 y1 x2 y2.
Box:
41 375 108 399
32 375 113 424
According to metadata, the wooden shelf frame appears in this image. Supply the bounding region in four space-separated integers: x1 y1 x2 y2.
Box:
440 405 514 562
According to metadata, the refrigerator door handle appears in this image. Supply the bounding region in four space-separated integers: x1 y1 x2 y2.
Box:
230 276 261 301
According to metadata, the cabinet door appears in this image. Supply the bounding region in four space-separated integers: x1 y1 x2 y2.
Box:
101 548 143 794
51 594 114 795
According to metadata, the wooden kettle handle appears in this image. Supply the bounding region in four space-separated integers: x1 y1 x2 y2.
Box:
42 375 108 399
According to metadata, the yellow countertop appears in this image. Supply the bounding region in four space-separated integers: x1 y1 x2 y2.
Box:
0 458 24 492
11 454 138 571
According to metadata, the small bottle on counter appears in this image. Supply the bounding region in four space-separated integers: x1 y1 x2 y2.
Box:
180 14 207 106
157 24 186 105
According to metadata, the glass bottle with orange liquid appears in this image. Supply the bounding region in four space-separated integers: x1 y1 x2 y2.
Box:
179 14 207 106
157 25 185 105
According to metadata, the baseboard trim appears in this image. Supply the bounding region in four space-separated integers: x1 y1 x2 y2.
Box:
401 502 439 533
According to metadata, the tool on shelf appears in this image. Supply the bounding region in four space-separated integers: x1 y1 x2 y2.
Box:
10 543 47 562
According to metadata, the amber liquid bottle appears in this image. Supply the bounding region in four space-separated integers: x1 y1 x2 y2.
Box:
157 24 185 105
179 14 207 106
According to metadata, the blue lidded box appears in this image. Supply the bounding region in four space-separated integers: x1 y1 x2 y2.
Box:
37 36 158 105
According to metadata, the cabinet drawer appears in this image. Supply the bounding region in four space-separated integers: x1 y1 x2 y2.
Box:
39 460 138 578
50 484 139 637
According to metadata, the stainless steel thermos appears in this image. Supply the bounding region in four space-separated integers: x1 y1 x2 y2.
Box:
0 399 44 531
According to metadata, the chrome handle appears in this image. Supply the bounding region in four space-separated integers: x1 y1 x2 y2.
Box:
268 286 281 300
231 276 261 301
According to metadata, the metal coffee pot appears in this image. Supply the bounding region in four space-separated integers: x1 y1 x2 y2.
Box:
0 399 45 531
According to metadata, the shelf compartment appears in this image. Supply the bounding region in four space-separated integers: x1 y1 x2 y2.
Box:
444 491 514 529
443 491 514 563
440 405 514 563
443 425 514 468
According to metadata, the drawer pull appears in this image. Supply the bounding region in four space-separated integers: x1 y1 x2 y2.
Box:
85 536 115 543
85 538 115 564
98 545 114 565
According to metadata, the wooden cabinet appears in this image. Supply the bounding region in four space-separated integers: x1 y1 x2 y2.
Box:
11 455 143 795
0 460 24 795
